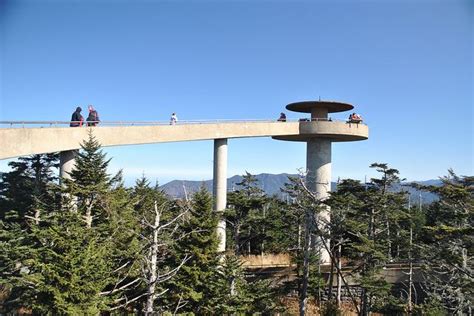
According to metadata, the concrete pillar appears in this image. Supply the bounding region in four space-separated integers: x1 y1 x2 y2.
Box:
60 150 78 212
306 138 331 264
60 150 77 182
213 138 228 253
311 108 328 120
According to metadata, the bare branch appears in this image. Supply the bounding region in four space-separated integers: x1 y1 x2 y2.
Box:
99 278 141 296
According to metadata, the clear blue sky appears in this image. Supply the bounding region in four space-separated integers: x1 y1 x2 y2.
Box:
1 0 472 185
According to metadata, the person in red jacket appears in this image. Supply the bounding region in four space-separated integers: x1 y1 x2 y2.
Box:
86 105 100 126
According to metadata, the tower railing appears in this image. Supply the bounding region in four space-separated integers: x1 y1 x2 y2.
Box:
0 118 366 128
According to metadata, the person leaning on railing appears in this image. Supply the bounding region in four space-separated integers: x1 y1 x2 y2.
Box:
86 105 100 126
348 112 362 124
277 112 287 122
70 106 84 127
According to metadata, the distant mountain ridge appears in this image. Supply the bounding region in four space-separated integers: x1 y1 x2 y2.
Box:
159 173 441 204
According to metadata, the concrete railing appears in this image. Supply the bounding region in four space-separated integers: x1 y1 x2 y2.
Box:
0 118 365 128
0 119 279 128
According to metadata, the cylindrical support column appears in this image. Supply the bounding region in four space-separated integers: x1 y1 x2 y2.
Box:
60 150 78 212
306 138 331 264
60 150 77 182
311 108 328 120
213 139 228 253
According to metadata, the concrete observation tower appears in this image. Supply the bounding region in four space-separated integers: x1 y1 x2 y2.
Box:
273 101 368 263
0 99 367 263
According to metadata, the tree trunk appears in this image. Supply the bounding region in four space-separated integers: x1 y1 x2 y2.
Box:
386 217 392 262
261 206 266 256
299 211 312 316
145 201 161 315
336 244 342 308
298 222 302 250
84 196 93 228
407 222 413 314
361 209 375 316
234 223 241 256
34 208 41 225
328 251 335 300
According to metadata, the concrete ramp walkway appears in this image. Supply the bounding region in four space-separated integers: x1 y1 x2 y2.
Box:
0 120 367 160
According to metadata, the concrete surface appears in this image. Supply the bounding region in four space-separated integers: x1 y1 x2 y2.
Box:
0 121 368 160
213 139 228 253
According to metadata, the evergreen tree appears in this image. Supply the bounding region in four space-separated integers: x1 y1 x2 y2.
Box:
101 175 143 310
63 132 117 228
417 170 473 314
226 172 266 255
25 134 141 312
0 153 59 224
203 254 283 314
28 211 113 314
132 175 168 221
168 186 220 313
130 176 194 313
258 197 298 254
327 164 410 315
0 154 59 312
204 255 252 314
281 175 327 315
0 211 38 312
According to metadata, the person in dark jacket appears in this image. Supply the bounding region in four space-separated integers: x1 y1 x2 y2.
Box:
70 106 84 127
86 105 100 126
277 112 287 122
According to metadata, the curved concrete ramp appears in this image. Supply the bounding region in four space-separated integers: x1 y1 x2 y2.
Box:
0 121 368 159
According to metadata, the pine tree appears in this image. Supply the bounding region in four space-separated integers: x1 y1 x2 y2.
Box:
63 132 116 228
168 186 220 313
326 164 410 315
259 197 298 254
203 254 282 314
0 154 59 312
281 175 328 315
0 153 59 224
0 211 38 311
28 211 113 314
417 170 473 314
204 255 252 314
25 134 141 313
226 172 266 255
101 174 143 310
129 176 194 314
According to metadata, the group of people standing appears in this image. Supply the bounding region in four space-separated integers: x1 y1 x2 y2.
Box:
70 105 100 127
70 107 179 126
277 111 363 123
348 112 363 123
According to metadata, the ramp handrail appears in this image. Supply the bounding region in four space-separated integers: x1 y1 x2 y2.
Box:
0 118 365 128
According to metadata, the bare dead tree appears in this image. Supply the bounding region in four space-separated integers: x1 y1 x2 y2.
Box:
296 176 361 315
101 199 192 314
143 200 190 314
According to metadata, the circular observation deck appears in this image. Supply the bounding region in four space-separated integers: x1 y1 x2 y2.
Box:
272 120 368 142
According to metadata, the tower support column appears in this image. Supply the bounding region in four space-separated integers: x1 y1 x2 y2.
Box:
60 150 78 211
306 138 331 263
213 138 228 253
60 150 77 182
